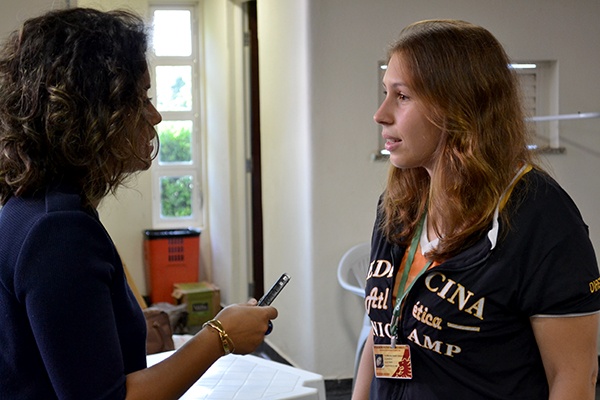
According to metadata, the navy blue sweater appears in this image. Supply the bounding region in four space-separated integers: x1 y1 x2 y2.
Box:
0 184 147 399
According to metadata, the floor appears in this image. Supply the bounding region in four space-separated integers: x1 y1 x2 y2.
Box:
324 381 600 400
325 381 600 400
325 379 352 399
325 384 600 400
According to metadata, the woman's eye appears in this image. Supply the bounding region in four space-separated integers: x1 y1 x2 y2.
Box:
398 93 408 101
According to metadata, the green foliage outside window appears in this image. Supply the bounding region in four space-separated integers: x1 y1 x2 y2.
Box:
158 121 192 163
158 120 194 218
161 175 193 217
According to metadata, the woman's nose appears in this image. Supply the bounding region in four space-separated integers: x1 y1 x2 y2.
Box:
374 99 392 126
149 103 162 125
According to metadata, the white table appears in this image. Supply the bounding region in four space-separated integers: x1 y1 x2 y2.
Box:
147 351 326 400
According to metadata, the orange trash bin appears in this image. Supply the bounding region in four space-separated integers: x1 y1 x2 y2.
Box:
143 228 201 304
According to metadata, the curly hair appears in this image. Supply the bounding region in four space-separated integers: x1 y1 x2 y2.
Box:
0 8 155 207
380 20 538 260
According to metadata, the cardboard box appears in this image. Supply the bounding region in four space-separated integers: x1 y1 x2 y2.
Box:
172 282 220 329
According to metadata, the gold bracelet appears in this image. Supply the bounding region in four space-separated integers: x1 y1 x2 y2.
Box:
202 319 235 355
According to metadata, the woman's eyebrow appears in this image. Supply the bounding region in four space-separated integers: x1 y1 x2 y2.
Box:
383 82 409 92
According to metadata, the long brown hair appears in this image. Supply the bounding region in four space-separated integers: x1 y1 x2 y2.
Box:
0 8 154 207
381 19 537 259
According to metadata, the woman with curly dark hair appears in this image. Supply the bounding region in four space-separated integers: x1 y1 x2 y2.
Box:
354 20 600 399
0 8 276 399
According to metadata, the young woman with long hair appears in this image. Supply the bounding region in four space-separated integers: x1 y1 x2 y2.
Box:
354 19 600 399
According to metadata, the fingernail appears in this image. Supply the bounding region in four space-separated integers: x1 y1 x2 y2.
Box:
265 321 273 335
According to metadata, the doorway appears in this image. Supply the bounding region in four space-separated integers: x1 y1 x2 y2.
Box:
244 0 264 299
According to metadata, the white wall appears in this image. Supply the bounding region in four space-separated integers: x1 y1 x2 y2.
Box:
201 0 252 304
0 0 67 40
256 0 320 369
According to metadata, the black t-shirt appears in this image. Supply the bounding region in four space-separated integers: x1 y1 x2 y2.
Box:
366 169 600 399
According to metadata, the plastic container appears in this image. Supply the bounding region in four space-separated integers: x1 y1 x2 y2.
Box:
143 228 201 304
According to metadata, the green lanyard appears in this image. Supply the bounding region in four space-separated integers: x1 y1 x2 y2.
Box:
390 213 433 347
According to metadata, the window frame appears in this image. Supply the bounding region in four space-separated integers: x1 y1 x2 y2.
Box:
513 60 560 151
149 4 204 229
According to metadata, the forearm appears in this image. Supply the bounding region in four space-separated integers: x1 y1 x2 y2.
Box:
532 314 599 400
352 330 374 400
547 355 597 400
548 372 597 400
125 327 224 400
124 302 277 400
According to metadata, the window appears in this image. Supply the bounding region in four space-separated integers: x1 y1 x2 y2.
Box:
511 64 538 117
149 6 203 228
512 61 560 151
374 61 388 161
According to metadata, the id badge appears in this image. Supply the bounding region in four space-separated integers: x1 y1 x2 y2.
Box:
373 344 413 379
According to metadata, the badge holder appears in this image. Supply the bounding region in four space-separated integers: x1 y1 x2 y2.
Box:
373 344 413 379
